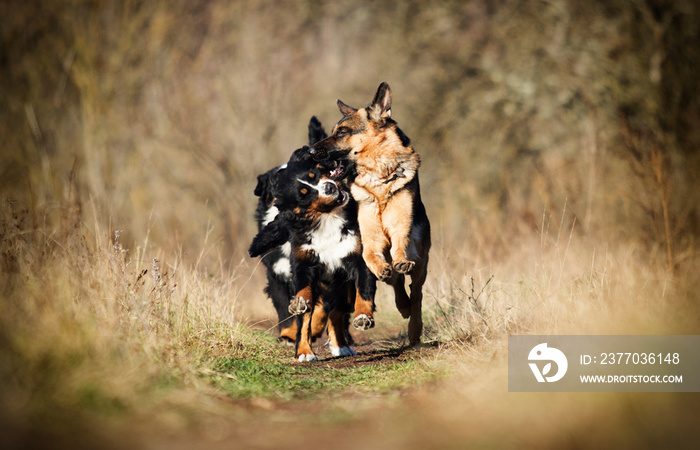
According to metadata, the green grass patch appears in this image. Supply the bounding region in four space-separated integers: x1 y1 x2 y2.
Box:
199 331 444 401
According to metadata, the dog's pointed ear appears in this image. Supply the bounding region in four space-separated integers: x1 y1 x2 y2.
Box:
368 82 392 122
337 99 358 117
308 116 328 145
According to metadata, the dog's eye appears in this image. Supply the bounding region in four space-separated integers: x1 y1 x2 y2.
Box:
308 172 315 179
300 188 308 195
335 127 351 137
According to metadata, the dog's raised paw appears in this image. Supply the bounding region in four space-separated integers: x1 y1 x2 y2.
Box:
353 314 375 330
378 264 393 282
393 259 415 275
288 296 310 315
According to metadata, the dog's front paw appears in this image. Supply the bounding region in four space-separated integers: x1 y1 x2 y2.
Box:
296 352 319 362
376 263 393 282
352 313 375 330
393 259 415 275
288 296 310 315
247 237 264 258
330 346 357 357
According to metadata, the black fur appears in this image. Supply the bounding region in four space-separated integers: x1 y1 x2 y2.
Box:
252 167 295 342
250 155 376 357
308 116 328 146
251 117 332 343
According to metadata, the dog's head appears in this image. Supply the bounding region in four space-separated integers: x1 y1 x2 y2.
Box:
272 159 350 220
249 159 350 258
254 117 345 204
309 82 410 162
289 117 347 178
286 146 347 180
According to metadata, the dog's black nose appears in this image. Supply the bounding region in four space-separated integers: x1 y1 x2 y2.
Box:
309 146 326 160
323 181 338 197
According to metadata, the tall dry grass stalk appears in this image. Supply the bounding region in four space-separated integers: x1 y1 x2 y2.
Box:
0 194 268 438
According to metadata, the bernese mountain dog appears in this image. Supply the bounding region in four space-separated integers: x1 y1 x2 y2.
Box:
249 142 376 362
252 117 331 344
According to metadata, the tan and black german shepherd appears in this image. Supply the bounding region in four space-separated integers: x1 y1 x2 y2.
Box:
310 82 430 345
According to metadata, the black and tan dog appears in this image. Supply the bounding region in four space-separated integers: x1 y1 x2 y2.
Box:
310 82 431 345
250 147 375 361
252 117 331 344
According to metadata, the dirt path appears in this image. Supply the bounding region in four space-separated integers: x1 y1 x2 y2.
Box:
133 327 448 450
252 318 443 368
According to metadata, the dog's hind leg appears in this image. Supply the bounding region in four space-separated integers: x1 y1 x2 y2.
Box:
278 320 297 345
407 271 426 346
328 308 357 357
388 272 411 319
295 310 319 362
310 297 329 339
407 245 429 346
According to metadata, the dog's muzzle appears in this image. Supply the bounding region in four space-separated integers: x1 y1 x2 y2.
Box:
322 180 338 197
308 146 326 161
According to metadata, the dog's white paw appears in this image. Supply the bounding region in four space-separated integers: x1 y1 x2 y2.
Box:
297 353 319 362
330 346 357 357
353 313 374 330
289 296 310 315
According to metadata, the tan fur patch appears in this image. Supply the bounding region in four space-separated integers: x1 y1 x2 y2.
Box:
327 309 349 348
316 82 430 345
279 323 297 341
347 123 423 278
310 300 328 337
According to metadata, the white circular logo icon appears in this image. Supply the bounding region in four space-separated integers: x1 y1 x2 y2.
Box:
528 343 568 382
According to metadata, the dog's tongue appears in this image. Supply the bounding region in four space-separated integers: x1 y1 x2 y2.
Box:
330 163 344 179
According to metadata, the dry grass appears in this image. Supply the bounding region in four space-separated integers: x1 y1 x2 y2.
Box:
2 0 700 448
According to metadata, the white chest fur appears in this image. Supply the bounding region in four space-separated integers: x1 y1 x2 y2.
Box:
262 205 279 226
301 211 357 272
272 242 292 278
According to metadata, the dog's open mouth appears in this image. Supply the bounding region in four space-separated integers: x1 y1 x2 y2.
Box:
329 161 345 180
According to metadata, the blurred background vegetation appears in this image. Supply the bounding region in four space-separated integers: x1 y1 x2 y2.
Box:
2 0 700 447
3 0 699 268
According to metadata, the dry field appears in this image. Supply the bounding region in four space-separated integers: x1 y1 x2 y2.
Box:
2 1 700 448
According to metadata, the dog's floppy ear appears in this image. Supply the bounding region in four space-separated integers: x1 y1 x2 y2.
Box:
254 173 269 197
308 116 328 146
337 99 358 117
368 82 392 122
